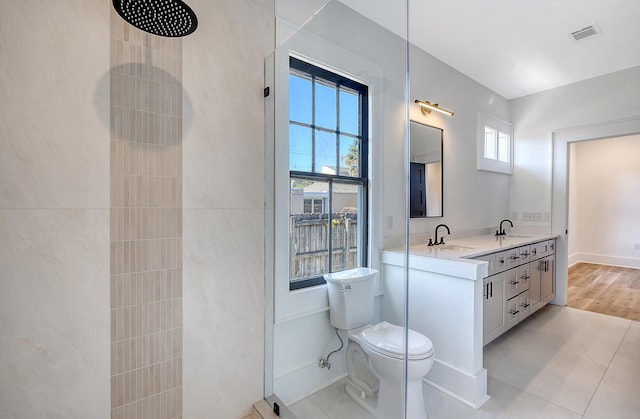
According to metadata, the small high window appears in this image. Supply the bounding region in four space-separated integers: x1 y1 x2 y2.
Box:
477 112 513 174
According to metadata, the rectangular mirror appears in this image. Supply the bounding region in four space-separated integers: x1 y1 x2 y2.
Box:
410 121 443 217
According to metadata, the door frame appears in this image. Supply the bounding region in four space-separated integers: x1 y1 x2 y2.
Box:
551 116 640 306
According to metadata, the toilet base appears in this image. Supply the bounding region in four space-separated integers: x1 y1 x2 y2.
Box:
344 377 428 419
343 323 432 419
345 379 380 417
344 340 429 419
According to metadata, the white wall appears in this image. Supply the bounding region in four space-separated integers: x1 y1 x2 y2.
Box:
568 135 640 267
0 1 111 417
510 65 640 305
408 44 512 242
510 66 640 230
182 0 274 418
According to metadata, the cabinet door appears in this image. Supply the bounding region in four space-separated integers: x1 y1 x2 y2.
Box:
483 273 505 345
529 259 542 311
542 255 555 303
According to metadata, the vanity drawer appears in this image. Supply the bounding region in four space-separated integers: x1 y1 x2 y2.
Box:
505 295 521 330
518 245 531 263
477 251 508 276
505 268 520 300
505 263 531 300
506 290 531 330
505 248 521 270
518 263 531 292
548 240 556 255
530 241 550 260
518 290 531 320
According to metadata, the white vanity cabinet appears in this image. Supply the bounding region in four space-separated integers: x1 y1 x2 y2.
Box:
476 238 556 345
381 233 557 409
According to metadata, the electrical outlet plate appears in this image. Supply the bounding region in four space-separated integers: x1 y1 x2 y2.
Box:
522 212 543 222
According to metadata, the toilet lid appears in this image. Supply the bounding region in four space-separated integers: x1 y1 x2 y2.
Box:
360 321 434 360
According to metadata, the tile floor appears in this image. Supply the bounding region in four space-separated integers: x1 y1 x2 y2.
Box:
288 305 640 419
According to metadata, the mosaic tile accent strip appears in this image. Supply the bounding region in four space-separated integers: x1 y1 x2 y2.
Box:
110 8 183 419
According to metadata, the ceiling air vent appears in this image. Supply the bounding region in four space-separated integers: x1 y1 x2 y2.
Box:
571 24 602 42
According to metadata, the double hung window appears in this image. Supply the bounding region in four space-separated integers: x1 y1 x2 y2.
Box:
288 57 369 290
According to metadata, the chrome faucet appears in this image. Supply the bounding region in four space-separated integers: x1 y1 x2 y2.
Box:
429 223 450 246
496 219 514 236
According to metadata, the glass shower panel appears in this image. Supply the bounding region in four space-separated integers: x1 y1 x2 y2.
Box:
266 0 410 417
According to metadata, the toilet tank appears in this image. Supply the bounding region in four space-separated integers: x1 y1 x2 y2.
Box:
324 267 378 330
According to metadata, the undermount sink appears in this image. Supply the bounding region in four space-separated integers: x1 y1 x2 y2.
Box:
438 244 475 251
504 235 531 238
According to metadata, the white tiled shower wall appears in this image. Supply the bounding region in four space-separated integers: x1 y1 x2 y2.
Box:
1 0 274 418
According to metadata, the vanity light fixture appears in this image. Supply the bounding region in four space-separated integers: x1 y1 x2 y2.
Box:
415 100 454 117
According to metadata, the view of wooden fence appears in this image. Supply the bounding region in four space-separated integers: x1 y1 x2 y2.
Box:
290 212 358 281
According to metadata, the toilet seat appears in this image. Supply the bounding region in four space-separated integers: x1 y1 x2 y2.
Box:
360 321 434 361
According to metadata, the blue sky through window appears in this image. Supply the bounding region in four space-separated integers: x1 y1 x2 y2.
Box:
289 72 361 175
289 74 311 124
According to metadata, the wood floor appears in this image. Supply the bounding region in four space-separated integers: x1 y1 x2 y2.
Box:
568 262 640 321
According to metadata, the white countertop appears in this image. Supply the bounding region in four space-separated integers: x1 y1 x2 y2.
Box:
381 233 558 280
405 233 559 260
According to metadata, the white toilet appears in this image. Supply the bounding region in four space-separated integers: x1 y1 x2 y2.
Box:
324 268 434 419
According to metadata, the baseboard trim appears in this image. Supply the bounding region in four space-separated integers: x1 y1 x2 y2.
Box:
570 253 640 269
273 359 348 405
424 359 490 409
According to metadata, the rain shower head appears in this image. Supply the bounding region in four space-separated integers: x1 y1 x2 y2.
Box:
112 0 198 38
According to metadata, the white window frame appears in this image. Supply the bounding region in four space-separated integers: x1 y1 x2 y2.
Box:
477 111 513 174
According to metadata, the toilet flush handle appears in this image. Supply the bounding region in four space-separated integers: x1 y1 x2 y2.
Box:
341 285 352 292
